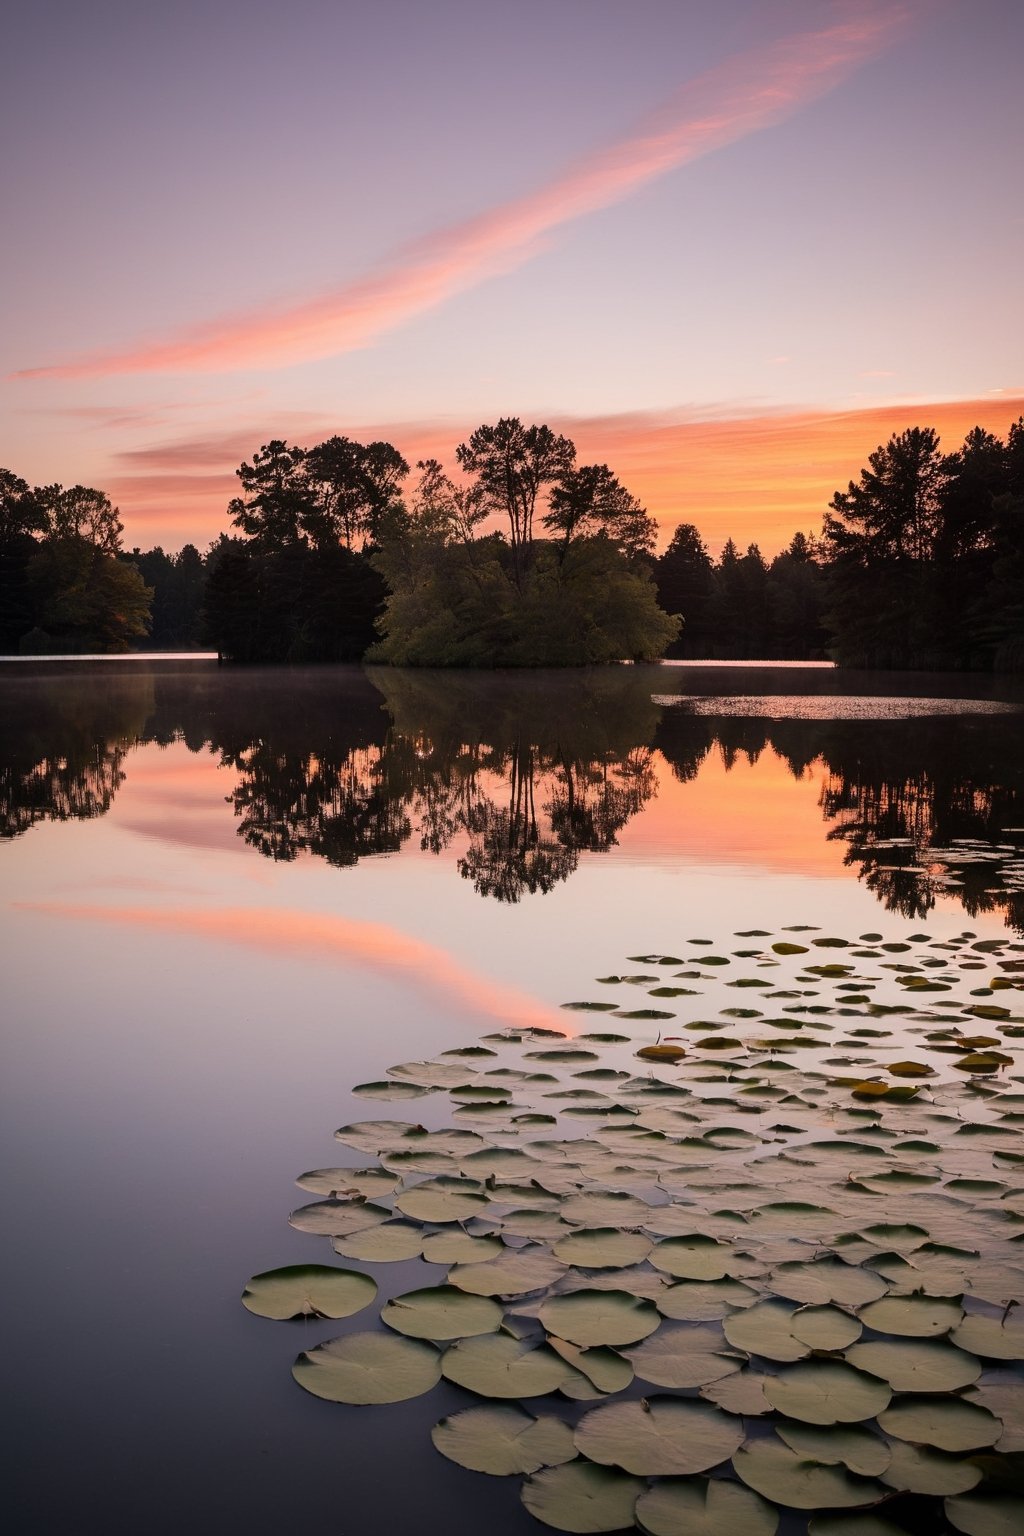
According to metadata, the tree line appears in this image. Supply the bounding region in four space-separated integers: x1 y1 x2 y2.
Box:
1 415 1021 667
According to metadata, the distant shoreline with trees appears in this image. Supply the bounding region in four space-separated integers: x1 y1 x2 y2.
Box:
2 415 1020 669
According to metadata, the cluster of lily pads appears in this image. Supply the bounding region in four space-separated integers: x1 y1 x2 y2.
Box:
242 924 1024 1535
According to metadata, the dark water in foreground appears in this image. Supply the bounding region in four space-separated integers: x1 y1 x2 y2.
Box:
2 661 1023 1535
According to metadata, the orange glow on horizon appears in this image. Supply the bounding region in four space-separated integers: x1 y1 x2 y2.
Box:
109 393 1024 556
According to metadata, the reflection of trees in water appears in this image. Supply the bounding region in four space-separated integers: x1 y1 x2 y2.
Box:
374 670 660 902
452 742 656 903
654 707 1024 933
228 743 410 866
5 663 1023 925
0 670 153 839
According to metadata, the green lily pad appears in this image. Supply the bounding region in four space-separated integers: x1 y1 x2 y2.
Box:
722 1300 811 1362
776 1421 891 1476
560 1190 651 1226
634 1477 778 1536
945 1494 1024 1536
447 1250 566 1296
844 1338 980 1393
546 1337 634 1394
769 1259 887 1307
331 1220 425 1262
521 1462 645 1533
879 1439 982 1495
625 1324 741 1388
293 1332 441 1404
763 1360 891 1423
441 1334 576 1398
878 1395 1002 1451
656 1277 759 1320
552 1228 653 1268
420 1230 503 1264
352 1078 434 1100
295 1167 397 1198
951 1313 1024 1360
733 1438 885 1509
288 1199 392 1236
380 1285 503 1340
574 1395 743 1475
701 1371 774 1415
857 1294 964 1337
431 1404 576 1475
650 1235 737 1281
539 1290 660 1347
788 1305 863 1351
395 1177 488 1223
241 1264 377 1321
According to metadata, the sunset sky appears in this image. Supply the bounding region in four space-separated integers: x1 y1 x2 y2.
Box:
2 0 1021 555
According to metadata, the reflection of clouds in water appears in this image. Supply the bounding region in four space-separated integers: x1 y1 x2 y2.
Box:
655 695 1022 720
18 902 566 1035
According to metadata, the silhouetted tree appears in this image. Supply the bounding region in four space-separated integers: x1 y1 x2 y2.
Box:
455 418 575 585
654 523 714 657
543 464 657 559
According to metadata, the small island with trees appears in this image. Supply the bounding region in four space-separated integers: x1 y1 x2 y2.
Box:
1 415 1021 669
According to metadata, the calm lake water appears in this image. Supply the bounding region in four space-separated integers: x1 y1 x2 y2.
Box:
2 660 1023 1535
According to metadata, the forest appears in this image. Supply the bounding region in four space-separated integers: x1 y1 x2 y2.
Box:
1 416 1021 668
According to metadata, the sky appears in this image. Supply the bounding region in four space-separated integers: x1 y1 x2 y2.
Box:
2 0 1022 556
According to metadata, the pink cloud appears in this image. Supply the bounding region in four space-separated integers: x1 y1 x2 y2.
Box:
17 902 568 1035
15 4 909 380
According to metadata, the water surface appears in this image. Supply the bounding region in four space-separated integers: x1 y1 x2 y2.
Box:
2 661 1022 1534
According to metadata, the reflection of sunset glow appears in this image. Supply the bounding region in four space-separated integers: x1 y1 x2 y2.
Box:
18 8 903 381
619 747 847 879
21 902 568 1035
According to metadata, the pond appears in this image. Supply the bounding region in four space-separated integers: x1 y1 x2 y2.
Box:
2 660 1023 1536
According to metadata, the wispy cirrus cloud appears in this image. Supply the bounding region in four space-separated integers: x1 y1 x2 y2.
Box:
16 3 910 381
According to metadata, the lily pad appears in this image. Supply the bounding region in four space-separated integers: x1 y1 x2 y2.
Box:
431 1404 576 1475
539 1290 661 1347
625 1324 741 1388
395 1177 488 1224
733 1438 885 1509
951 1313 1024 1360
574 1394 744 1475
763 1360 891 1423
878 1395 1002 1451
844 1338 980 1393
241 1264 377 1321
650 1235 738 1281
857 1294 964 1337
521 1462 645 1533
380 1285 503 1340
776 1421 891 1476
441 1334 576 1398
788 1305 863 1351
722 1300 811 1362
634 1478 778 1536
945 1494 1024 1536
552 1228 653 1268
879 1439 982 1495
447 1250 566 1296
331 1220 425 1262
293 1332 441 1404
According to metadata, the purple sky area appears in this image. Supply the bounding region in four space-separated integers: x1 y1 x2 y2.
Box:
1 0 1022 552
